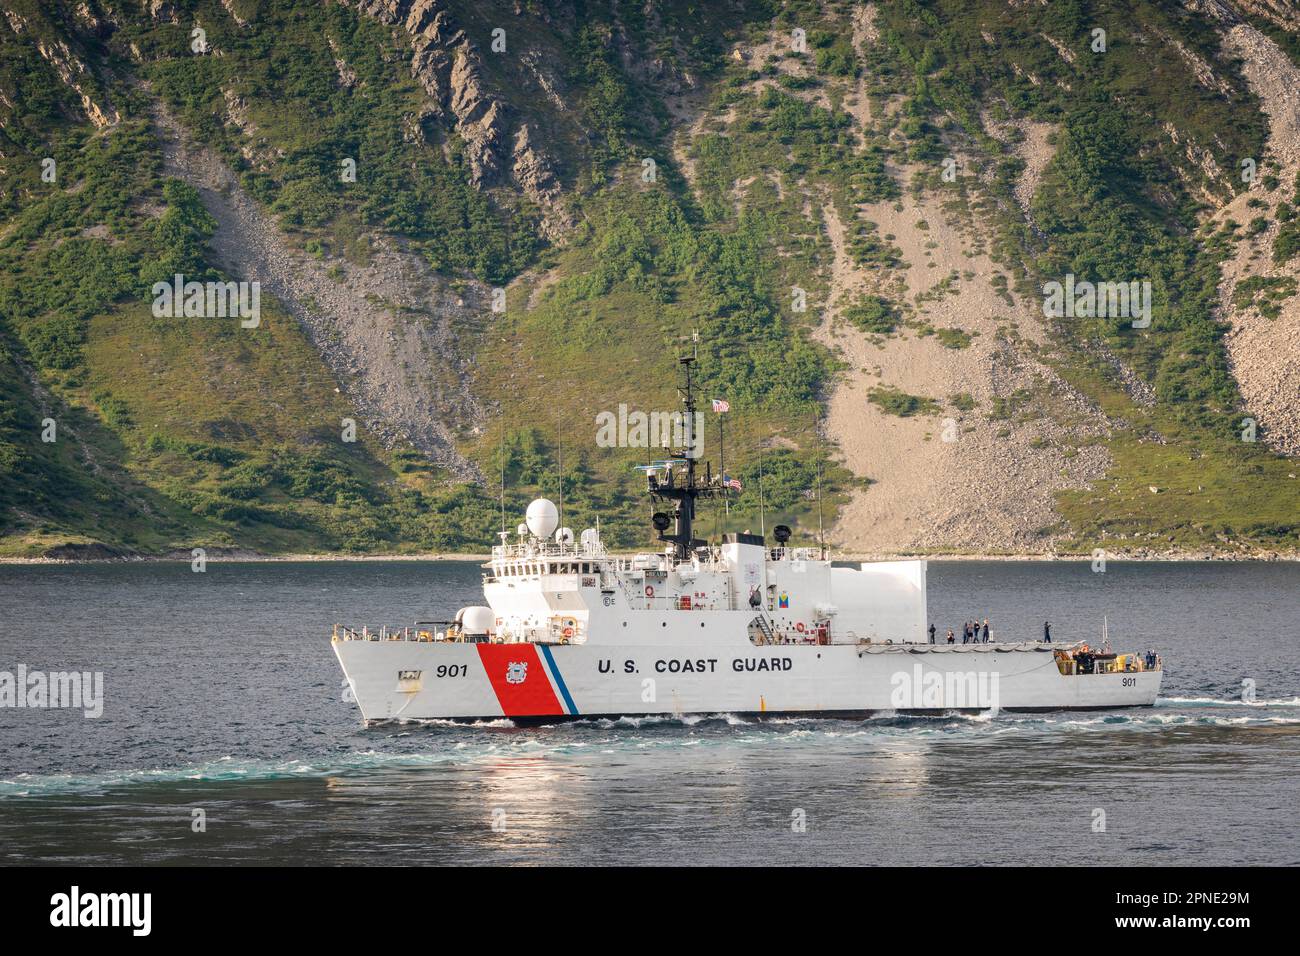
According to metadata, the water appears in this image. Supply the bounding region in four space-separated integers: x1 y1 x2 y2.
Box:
0 560 1297 865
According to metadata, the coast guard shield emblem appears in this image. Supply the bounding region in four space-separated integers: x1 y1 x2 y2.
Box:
476 645 564 717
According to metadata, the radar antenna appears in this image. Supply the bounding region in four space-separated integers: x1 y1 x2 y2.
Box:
645 349 718 562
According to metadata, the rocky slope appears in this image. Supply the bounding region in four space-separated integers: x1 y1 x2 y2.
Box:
149 87 486 479
1213 20 1300 456
346 0 571 238
0 0 1297 557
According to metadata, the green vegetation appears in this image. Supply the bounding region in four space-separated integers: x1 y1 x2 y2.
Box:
568 23 636 179
874 0 1267 437
843 296 898 334
0 2 518 555
130 0 538 285
862 0 1297 551
1273 173 1300 264
867 386 941 418
847 219 904 268
1233 276 1297 320
0 0 850 557
1048 353 1300 554
1 0 1297 557
933 327 975 349
988 389 1035 422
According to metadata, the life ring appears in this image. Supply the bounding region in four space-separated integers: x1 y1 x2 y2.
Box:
562 626 574 639
796 622 805 633
645 585 654 598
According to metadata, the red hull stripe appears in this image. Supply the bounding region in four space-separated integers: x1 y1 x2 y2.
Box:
476 644 564 717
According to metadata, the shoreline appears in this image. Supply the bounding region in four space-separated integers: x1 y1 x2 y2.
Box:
0 551 490 565
1 550 1296 565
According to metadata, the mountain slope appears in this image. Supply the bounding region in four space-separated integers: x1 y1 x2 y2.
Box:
0 0 1297 559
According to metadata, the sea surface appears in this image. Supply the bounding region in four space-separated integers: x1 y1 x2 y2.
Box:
0 559 1297 866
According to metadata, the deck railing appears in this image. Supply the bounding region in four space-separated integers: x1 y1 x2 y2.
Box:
334 622 462 643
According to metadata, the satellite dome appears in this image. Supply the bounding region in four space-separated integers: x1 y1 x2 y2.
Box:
516 523 529 537
555 527 575 546
525 498 559 538
460 606 495 635
580 528 599 548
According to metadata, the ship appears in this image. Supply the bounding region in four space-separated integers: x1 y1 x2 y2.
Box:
334 353 1163 724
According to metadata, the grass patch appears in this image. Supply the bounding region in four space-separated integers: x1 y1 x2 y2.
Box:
867 386 941 417
1232 275 1297 319
843 296 898 334
934 327 976 349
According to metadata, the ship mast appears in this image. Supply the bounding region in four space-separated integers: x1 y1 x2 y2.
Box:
647 352 717 562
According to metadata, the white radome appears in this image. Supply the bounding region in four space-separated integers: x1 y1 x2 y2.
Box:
525 498 559 539
555 527 575 546
460 606 496 635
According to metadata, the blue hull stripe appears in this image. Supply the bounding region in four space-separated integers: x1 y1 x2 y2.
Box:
540 644 579 716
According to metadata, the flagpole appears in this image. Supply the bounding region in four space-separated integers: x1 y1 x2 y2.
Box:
719 411 728 520
811 409 824 559
758 444 765 538
499 417 506 536
556 412 564 552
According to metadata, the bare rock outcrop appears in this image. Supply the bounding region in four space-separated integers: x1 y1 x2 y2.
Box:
1232 0 1299 29
447 45 508 187
346 0 570 238
219 0 250 27
35 38 120 128
144 1 181 25
511 121 562 207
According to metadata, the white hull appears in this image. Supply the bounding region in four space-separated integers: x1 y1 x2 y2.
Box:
331 362 1167 726
335 638 1163 724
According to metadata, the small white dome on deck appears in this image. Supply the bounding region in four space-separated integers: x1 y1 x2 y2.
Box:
461 606 495 635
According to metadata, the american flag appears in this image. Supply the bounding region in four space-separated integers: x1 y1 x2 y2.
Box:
712 398 730 413
725 476 742 491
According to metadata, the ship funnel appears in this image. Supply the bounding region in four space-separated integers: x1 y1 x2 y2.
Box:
525 498 559 538
555 527 574 546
